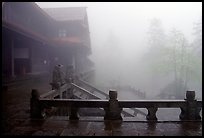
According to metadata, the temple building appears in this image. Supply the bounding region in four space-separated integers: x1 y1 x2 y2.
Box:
2 2 94 81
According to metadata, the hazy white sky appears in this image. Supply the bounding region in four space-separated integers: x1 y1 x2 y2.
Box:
36 2 202 96
36 2 201 54
36 2 201 40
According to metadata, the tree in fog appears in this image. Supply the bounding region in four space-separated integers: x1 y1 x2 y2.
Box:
141 18 168 96
145 18 167 73
147 18 166 49
150 27 201 99
188 17 202 97
144 18 201 99
163 28 189 98
163 27 202 99
167 28 188 83
192 17 202 56
191 17 202 86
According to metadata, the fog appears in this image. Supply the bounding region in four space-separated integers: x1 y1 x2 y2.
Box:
36 2 202 99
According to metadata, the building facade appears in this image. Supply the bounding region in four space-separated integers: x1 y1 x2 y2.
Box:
2 2 94 81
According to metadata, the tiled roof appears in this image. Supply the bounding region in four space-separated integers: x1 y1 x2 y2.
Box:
43 7 87 21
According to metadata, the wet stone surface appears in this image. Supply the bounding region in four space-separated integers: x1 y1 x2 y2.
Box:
1 77 202 136
59 120 202 136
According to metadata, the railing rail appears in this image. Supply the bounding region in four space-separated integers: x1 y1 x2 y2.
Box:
71 83 101 99
119 100 187 107
71 83 135 117
39 99 109 108
76 79 109 98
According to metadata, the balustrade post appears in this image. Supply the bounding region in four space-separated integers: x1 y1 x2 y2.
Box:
104 90 122 120
30 89 45 118
69 107 79 120
180 91 201 120
146 107 158 121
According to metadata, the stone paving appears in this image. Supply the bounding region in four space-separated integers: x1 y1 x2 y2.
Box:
2 117 202 136
1 76 202 136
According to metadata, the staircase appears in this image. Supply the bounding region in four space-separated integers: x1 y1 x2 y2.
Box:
72 79 146 118
49 78 146 118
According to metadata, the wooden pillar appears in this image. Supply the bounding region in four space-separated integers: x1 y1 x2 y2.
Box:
104 90 122 120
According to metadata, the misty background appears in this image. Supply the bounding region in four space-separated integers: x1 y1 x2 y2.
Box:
36 2 202 100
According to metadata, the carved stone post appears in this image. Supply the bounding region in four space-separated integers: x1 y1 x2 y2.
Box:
180 91 201 120
146 107 158 121
69 107 79 120
30 89 45 118
104 90 122 120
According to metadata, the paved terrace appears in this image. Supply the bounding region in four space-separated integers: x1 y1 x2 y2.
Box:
1 76 202 136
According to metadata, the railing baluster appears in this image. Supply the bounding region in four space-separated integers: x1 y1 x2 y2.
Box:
69 107 79 120
146 107 158 121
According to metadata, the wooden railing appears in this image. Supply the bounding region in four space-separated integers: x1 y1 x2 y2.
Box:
31 90 202 121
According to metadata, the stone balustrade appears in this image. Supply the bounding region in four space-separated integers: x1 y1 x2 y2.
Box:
31 89 202 121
